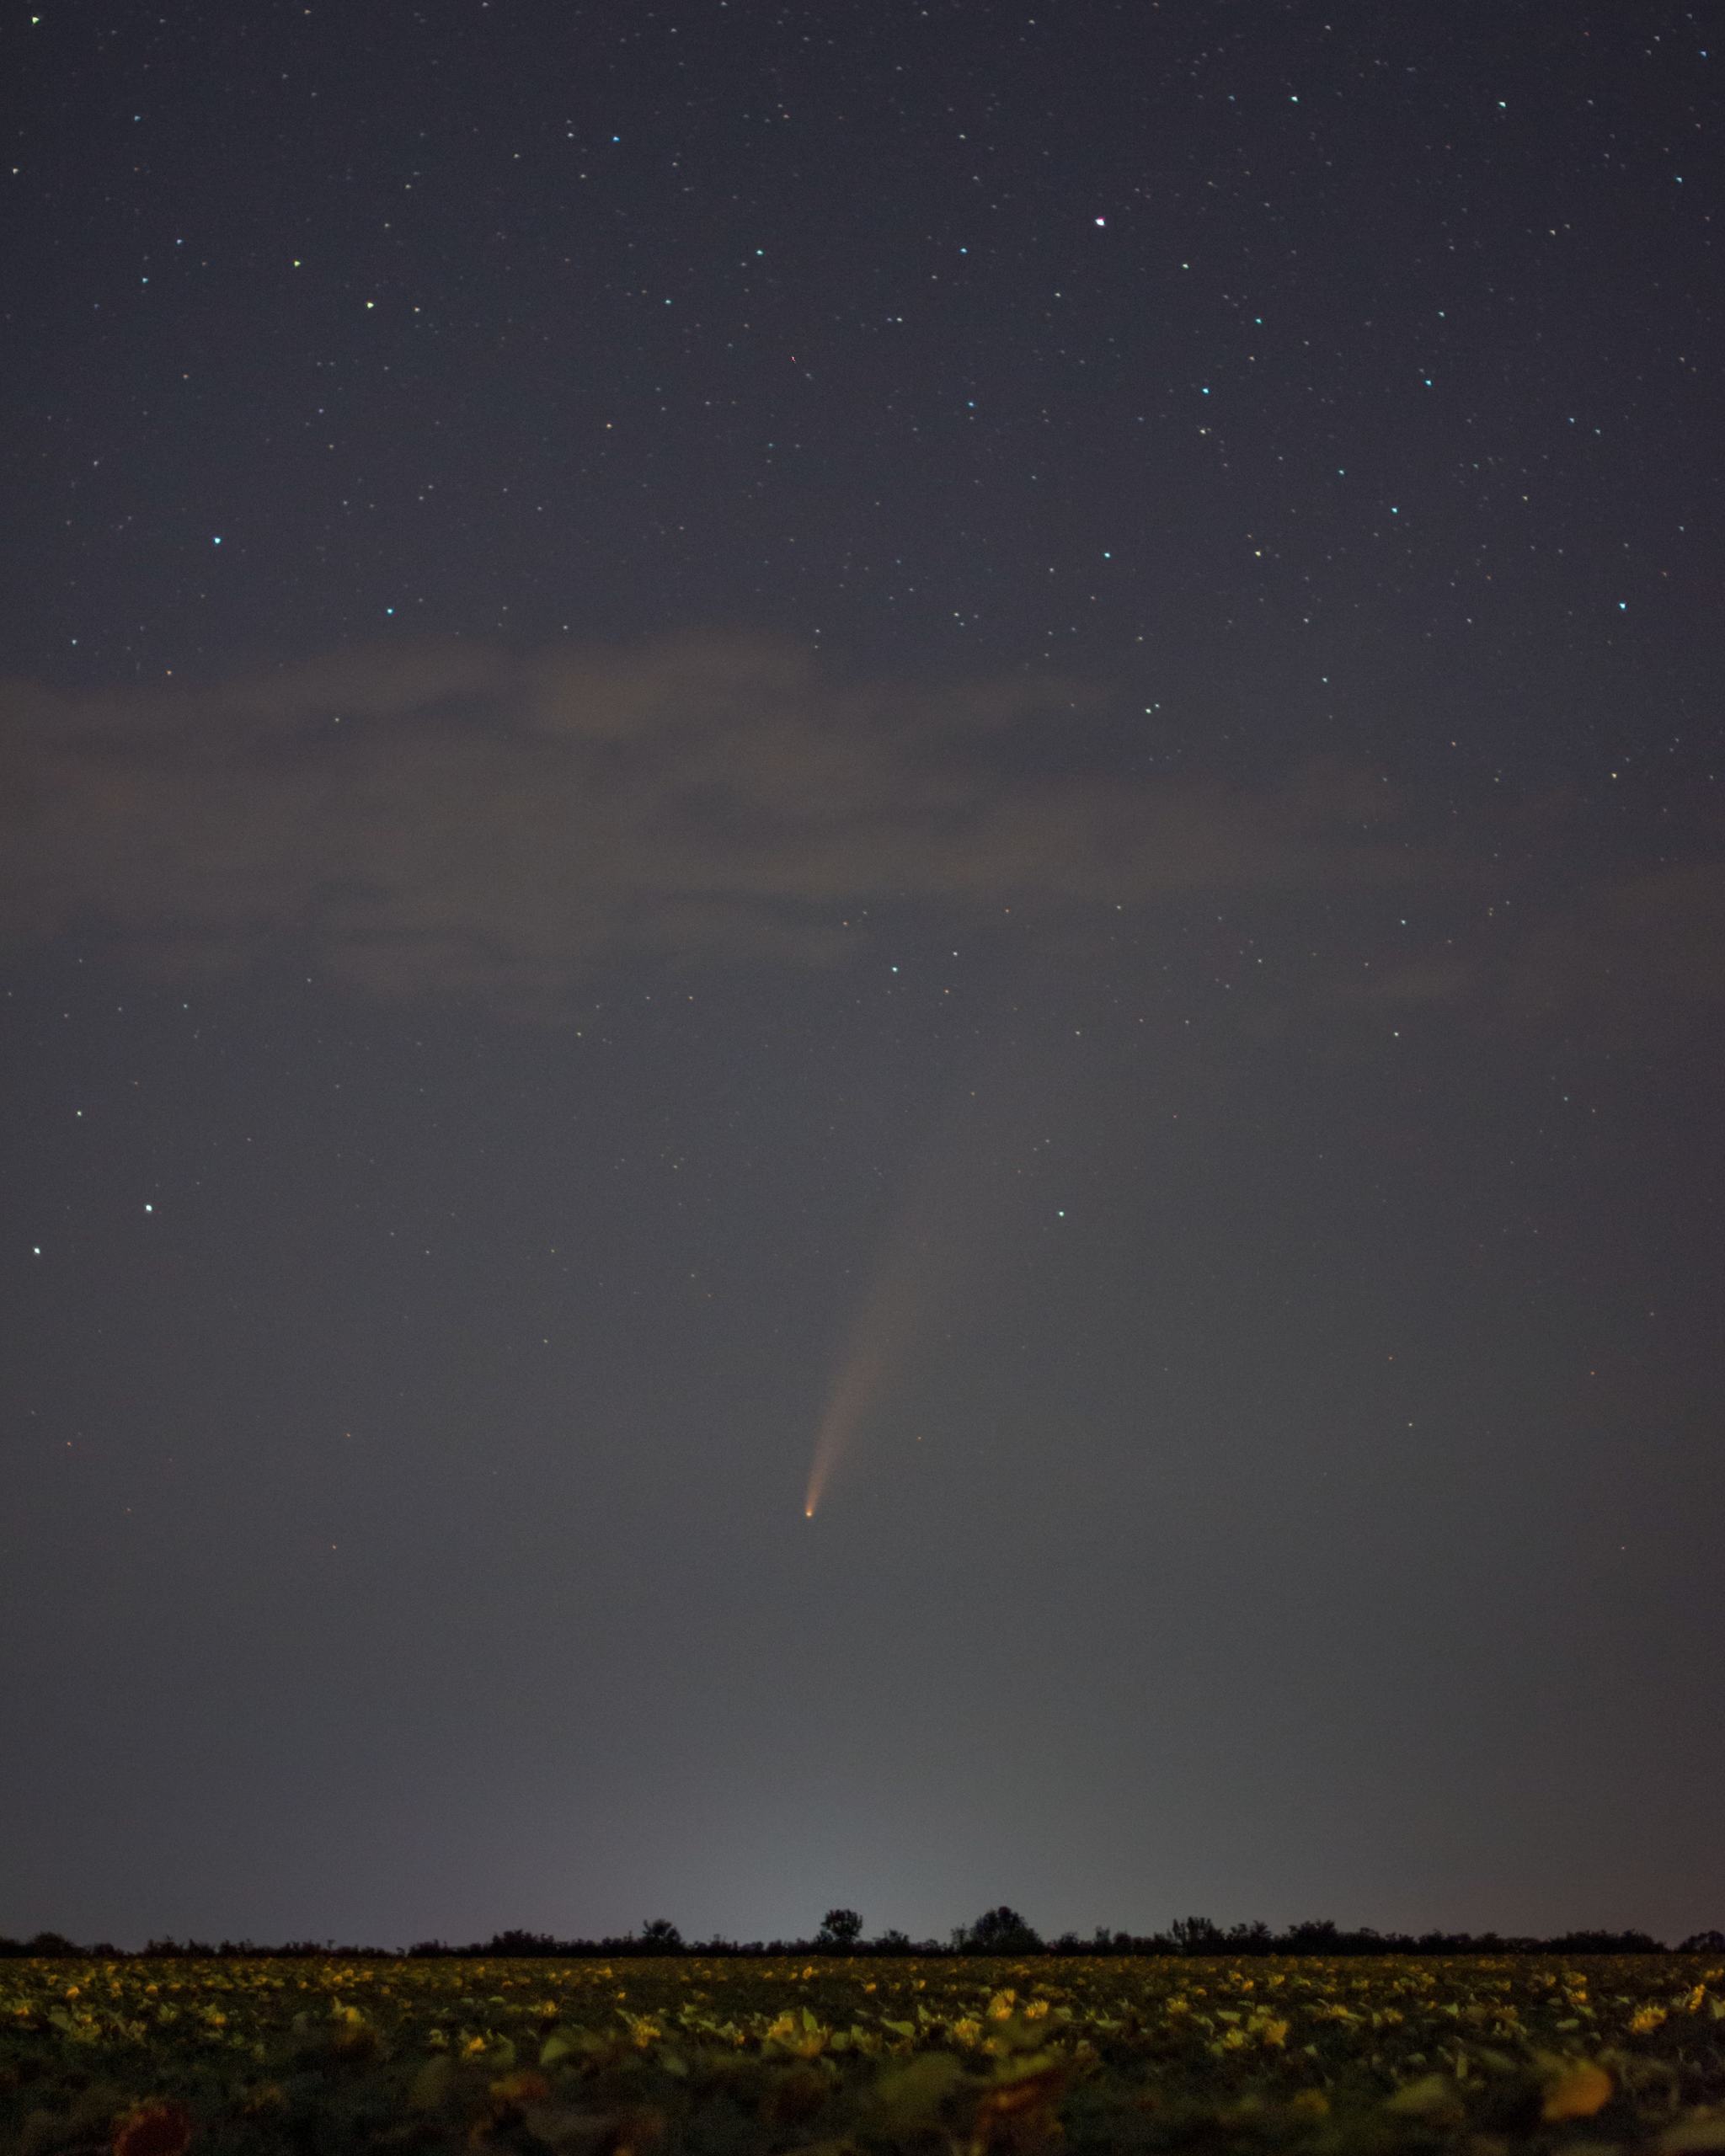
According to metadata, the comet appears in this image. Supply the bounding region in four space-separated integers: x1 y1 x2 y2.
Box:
804 1273 921 1518
802 1041 1046 1517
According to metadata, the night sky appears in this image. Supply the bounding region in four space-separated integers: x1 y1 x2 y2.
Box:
3 1 1722 1952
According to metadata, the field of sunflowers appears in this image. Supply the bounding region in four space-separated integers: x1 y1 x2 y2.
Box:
4 1951 1725 2155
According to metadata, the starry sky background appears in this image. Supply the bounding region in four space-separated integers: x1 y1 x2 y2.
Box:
3 0 1723 1951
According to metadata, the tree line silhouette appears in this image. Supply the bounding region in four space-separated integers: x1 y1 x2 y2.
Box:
5 1908 1720 1959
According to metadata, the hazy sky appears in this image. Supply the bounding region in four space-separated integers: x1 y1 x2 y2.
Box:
3 0 1722 1950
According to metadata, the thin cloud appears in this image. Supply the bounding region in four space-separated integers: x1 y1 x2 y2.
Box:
3 634 1713 1036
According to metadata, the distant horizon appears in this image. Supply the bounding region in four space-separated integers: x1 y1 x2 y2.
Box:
9 1915 1721 1960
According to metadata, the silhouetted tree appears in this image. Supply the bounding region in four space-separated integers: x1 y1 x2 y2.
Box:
1546 1929 1664 1955
955 1905 1044 1953
816 1908 864 1951
638 1918 683 1951
1170 1916 1226 1953
1680 1930 1725 1953
1284 1919 1343 1953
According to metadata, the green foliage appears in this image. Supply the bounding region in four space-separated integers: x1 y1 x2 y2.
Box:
3 1948 1723 2153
